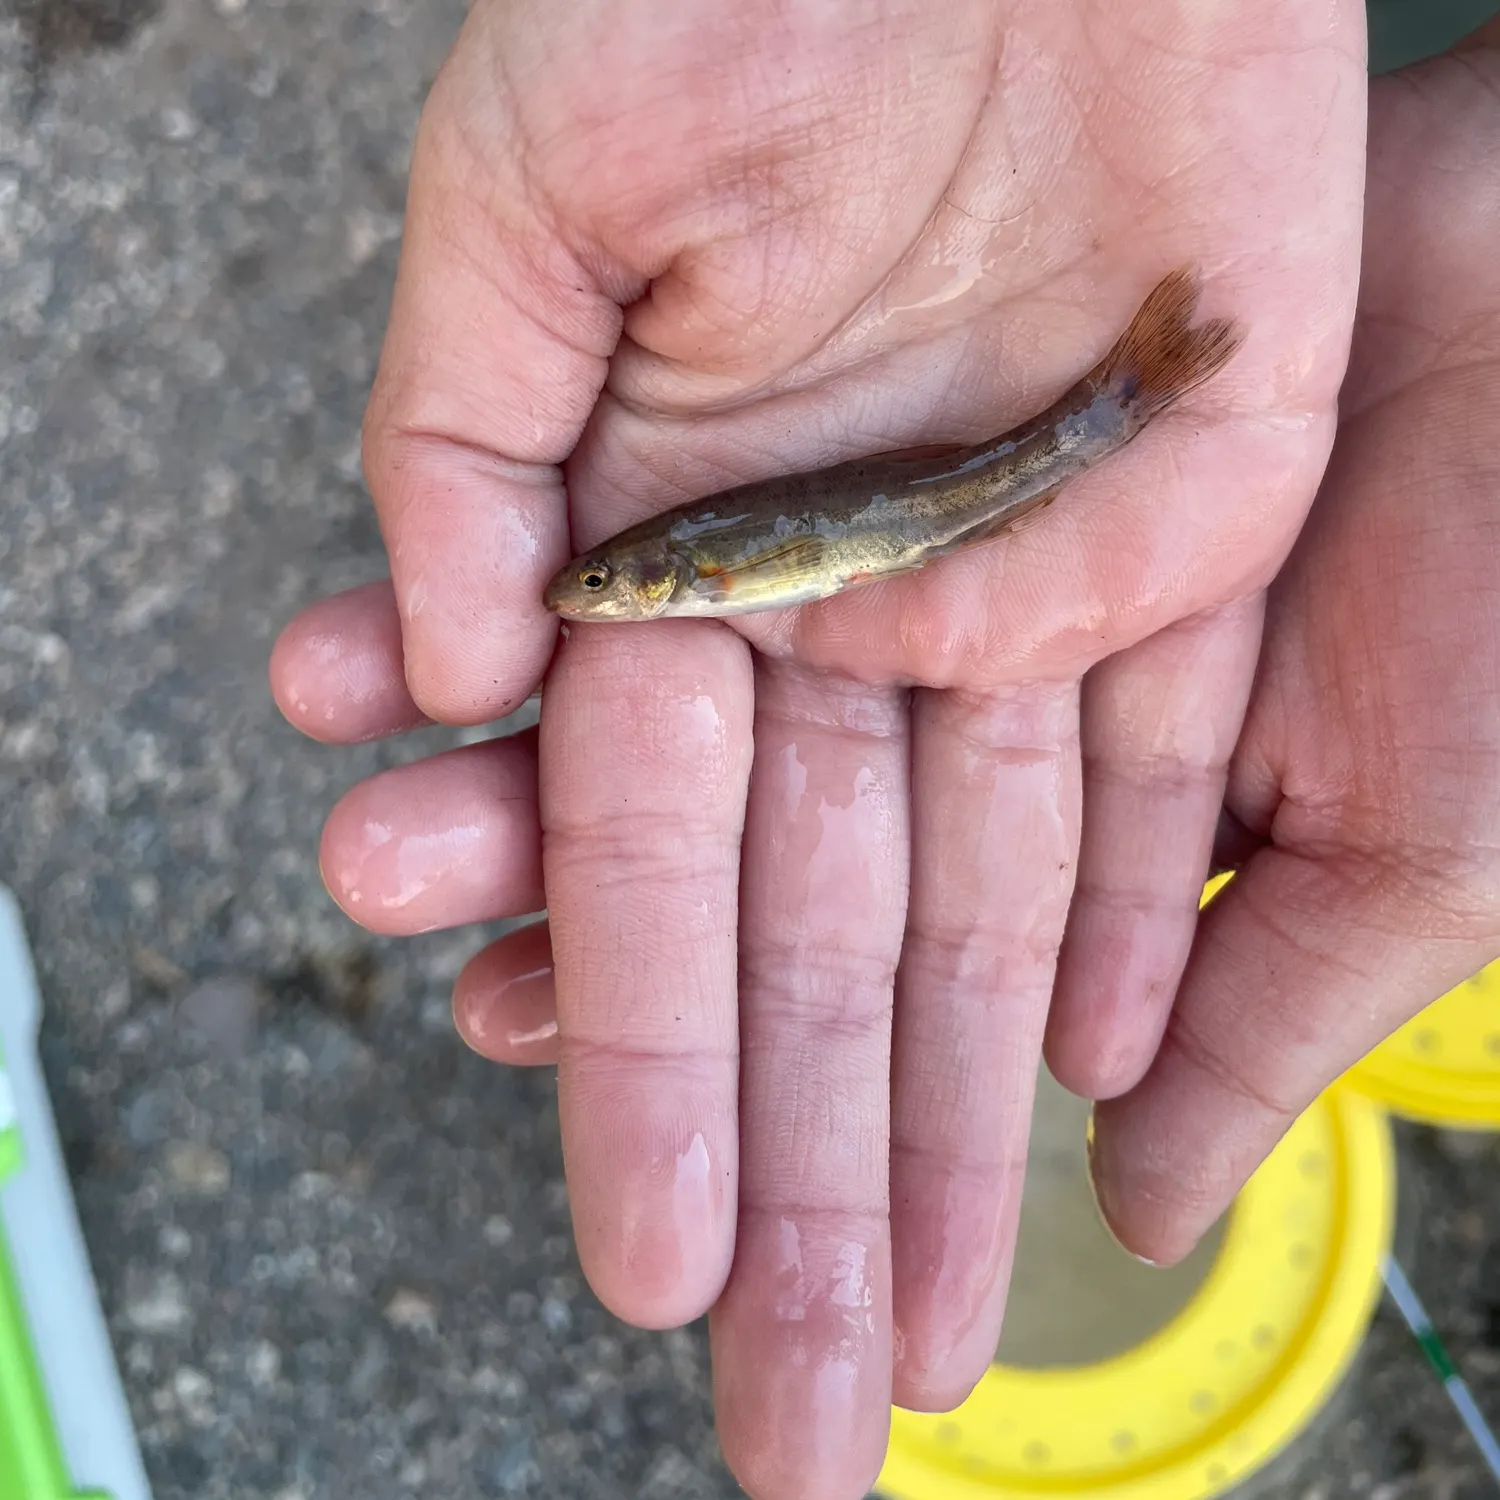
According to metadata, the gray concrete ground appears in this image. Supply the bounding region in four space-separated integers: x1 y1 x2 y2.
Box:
3 1 1500 1497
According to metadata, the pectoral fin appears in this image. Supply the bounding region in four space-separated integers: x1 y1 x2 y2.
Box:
692 534 832 601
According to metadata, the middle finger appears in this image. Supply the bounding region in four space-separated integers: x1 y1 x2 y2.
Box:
711 660 910 1500
890 680 1081 1410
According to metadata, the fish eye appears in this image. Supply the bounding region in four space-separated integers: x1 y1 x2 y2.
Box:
579 564 610 591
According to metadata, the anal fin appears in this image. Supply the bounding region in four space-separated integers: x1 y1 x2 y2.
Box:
994 487 1059 536
930 485 1061 559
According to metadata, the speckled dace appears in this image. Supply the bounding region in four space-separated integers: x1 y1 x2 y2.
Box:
545 268 1242 622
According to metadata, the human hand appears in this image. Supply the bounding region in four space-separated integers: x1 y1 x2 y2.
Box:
1076 16 1500 1264
269 3 1365 1494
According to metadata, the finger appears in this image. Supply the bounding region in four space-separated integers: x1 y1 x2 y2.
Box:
454 921 559 1067
890 681 1081 1411
361 24 633 724
270 581 428 745
319 732 542 936
1045 598 1264 1100
711 664 908 1500
542 620 754 1330
1088 851 1498 1266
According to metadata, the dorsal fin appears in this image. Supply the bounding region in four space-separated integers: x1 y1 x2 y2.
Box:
869 440 973 465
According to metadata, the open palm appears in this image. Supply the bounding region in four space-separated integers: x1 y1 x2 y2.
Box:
271 3 1365 1496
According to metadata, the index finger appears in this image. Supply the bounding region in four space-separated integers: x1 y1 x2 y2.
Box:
362 20 629 724
542 618 754 1328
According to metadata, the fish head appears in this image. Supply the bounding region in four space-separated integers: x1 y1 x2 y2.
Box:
543 541 688 621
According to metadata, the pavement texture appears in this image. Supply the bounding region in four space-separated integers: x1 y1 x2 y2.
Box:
3 1 1500 1498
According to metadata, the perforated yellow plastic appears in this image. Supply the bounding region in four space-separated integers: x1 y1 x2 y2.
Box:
1344 959 1500 1128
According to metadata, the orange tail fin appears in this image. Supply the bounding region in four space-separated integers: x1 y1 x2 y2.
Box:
1094 266 1244 423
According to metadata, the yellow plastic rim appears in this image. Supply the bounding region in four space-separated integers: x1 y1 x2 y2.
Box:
876 1084 1394 1500
1343 958 1500 1128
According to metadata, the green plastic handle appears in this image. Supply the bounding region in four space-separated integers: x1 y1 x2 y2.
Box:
0 1058 89 1500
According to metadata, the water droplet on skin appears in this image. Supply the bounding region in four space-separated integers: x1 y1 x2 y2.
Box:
884 256 987 316
677 693 727 757
671 1134 715 1265
829 1241 872 1310
505 1020 558 1048
776 1218 809 1321
382 824 484 910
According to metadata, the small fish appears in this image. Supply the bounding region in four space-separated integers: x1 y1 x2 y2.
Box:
544 266 1243 622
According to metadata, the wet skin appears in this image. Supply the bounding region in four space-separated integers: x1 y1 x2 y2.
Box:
268 2 1380 1496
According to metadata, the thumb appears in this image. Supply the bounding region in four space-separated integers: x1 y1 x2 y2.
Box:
361 16 631 724
1088 848 1497 1265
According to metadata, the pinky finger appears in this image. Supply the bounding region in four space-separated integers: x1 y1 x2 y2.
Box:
454 921 559 1067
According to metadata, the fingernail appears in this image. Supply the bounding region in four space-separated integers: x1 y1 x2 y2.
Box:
1084 1106 1166 1268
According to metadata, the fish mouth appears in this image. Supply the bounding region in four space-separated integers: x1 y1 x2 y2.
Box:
542 565 598 619
542 573 578 617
